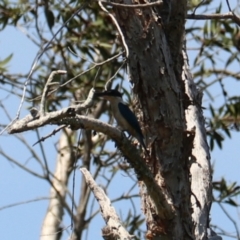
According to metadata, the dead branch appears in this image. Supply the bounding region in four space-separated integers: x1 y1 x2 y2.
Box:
80 167 134 240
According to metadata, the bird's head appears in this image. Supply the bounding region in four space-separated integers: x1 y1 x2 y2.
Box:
94 89 123 101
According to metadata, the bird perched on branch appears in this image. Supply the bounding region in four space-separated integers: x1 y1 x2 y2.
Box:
95 89 147 152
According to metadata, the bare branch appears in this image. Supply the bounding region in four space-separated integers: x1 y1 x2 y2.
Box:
218 202 240 239
99 1 129 58
0 197 52 211
80 168 134 240
33 125 66 146
105 61 126 90
40 70 67 116
98 0 163 8
7 88 96 134
8 104 175 221
15 2 89 119
0 148 45 178
187 12 240 26
30 52 123 102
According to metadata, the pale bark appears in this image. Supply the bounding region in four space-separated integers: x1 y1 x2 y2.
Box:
80 168 134 240
112 0 212 239
6 1 217 239
40 129 75 240
183 50 212 239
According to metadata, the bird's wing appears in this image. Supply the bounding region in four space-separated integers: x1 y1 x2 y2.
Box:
118 102 144 138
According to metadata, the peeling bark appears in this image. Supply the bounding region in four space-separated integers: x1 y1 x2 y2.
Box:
112 0 211 239
183 50 212 239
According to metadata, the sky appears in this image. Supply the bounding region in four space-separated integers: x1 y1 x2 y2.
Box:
0 1 240 240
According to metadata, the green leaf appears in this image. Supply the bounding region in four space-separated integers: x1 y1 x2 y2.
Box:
44 9 55 30
224 198 238 207
0 53 13 66
0 53 13 71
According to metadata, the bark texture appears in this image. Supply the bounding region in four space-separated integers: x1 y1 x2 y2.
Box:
41 129 75 240
183 50 212 239
112 0 212 239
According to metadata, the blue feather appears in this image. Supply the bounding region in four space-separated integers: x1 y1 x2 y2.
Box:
118 102 144 139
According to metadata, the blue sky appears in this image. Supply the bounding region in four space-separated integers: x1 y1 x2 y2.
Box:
1 1 240 239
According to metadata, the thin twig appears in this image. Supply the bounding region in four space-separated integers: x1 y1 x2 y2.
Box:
30 52 123 102
192 0 206 15
0 2 89 136
0 148 45 178
40 70 67 116
187 12 240 26
0 197 51 211
218 202 240 240
98 1 129 58
70 69 99 231
187 12 233 20
33 125 66 146
226 0 232 12
35 128 51 177
98 0 163 9
105 61 126 90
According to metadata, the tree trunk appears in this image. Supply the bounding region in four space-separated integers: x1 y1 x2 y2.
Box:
41 129 75 240
112 0 212 239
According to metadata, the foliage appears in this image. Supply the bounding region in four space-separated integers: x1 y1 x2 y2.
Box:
0 0 240 239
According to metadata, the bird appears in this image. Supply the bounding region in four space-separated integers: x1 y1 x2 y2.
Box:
95 89 147 152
